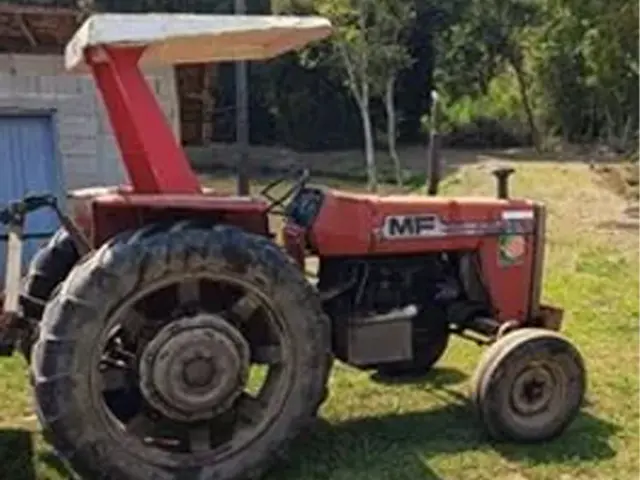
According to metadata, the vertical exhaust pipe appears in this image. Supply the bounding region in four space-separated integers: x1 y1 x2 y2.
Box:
426 90 441 196
492 168 516 199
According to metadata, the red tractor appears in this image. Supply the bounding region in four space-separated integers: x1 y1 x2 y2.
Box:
0 13 586 480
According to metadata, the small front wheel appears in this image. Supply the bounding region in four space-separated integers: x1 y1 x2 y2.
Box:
471 328 586 442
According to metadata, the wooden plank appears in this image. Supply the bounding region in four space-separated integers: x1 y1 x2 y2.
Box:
0 3 79 16
15 12 37 47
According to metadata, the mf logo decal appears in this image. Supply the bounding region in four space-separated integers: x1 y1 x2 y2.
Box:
382 215 440 239
379 212 536 240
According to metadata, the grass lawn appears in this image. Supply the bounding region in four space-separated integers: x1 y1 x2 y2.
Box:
0 159 637 480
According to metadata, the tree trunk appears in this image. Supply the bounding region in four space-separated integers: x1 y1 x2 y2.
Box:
385 76 402 187
508 54 541 153
358 97 377 192
620 115 633 152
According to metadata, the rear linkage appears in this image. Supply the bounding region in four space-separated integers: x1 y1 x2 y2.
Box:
0 193 90 355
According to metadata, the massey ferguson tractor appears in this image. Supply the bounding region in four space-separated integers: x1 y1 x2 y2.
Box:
0 13 586 480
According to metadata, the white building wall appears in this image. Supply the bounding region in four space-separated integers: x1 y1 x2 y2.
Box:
0 53 180 190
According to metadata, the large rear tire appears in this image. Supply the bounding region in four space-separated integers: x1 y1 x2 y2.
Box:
471 328 586 442
31 223 332 480
19 229 79 360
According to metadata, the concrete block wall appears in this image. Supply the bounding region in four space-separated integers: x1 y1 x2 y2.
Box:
0 53 180 190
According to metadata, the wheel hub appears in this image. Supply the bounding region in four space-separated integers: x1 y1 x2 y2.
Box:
183 357 217 388
139 314 250 422
511 364 555 415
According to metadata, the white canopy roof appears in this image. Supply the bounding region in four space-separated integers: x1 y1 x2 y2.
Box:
65 13 332 72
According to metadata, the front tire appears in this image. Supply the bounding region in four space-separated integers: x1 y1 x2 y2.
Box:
471 328 586 442
31 223 331 480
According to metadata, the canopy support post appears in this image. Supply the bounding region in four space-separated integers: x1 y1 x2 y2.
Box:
86 45 201 194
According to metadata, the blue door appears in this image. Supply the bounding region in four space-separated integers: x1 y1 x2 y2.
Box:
0 113 62 285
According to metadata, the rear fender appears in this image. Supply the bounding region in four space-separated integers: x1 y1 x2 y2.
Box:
68 186 271 247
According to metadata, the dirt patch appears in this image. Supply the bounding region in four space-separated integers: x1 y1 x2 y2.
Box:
187 143 598 185
590 163 639 236
478 160 637 259
593 163 639 201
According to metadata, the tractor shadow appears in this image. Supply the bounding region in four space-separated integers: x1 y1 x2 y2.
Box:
271 367 619 480
369 366 468 387
0 366 618 480
0 428 70 480
0 429 37 479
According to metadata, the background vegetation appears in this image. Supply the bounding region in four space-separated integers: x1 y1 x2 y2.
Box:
98 0 639 190
211 0 638 156
25 0 637 157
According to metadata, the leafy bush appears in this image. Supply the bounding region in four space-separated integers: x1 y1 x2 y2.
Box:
441 117 529 148
426 73 532 148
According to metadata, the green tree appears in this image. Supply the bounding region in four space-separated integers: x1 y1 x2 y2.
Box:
530 0 638 149
433 0 638 152
274 0 415 191
369 0 415 187
434 0 542 151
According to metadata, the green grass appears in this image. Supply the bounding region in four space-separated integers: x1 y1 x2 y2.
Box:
0 161 638 479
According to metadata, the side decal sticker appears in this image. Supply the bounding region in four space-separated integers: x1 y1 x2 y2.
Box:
498 234 527 267
502 210 534 221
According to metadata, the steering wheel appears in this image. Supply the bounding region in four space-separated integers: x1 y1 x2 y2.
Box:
259 168 310 214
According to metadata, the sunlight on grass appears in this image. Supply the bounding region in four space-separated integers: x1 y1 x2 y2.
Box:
0 161 637 480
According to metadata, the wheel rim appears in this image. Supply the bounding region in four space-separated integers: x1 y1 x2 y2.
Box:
509 360 566 419
91 273 293 465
